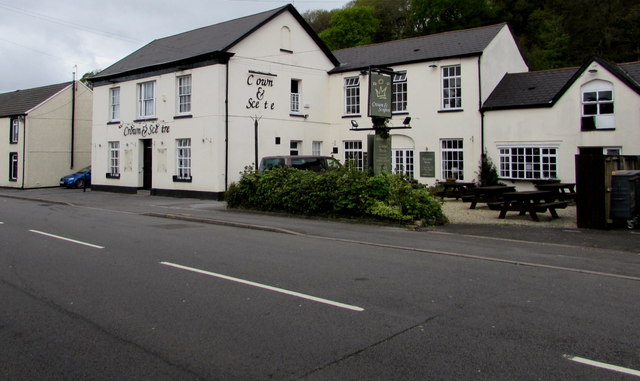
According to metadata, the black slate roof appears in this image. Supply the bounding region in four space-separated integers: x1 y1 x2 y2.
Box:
0 82 71 118
483 58 640 111
92 5 338 81
330 23 507 73
482 68 578 110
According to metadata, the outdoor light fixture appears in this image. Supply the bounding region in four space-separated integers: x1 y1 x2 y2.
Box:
403 117 412 125
588 69 598 73
429 64 438 68
351 120 359 128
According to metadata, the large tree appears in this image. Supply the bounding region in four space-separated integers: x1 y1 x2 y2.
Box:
318 6 379 50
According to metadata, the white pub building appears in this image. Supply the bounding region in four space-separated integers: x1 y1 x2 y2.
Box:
89 4 640 199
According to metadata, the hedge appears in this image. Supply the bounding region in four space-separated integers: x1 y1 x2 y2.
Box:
225 167 447 226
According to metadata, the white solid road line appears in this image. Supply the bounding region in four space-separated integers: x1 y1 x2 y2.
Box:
29 229 105 249
565 355 640 377
160 261 364 312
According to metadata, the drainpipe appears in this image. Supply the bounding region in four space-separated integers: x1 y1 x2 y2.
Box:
21 115 26 189
477 56 485 157
225 59 230 193
70 70 76 169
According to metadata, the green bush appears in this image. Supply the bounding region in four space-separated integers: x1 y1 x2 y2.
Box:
226 167 447 226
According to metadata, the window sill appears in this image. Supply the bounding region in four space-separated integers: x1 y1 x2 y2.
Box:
107 121 120 125
438 109 464 113
9 141 18 145
581 128 616 132
342 114 362 118
9 179 17 182
174 114 193 119
133 117 157 123
106 173 120 179
173 175 192 183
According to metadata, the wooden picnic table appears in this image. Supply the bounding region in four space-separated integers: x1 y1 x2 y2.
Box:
466 185 516 209
498 190 568 221
534 182 577 202
436 181 476 200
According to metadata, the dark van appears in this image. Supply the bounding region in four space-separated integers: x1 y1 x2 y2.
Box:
259 155 342 173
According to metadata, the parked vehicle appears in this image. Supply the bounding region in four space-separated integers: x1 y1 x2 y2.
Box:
258 156 341 173
60 166 91 188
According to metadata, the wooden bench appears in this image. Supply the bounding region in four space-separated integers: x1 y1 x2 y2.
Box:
498 191 567 221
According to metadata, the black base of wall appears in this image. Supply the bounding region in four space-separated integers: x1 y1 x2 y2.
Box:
91 185 138 194
151 188 225 200
92 185 225 200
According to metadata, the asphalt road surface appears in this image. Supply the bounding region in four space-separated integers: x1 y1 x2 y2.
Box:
1 196 639 380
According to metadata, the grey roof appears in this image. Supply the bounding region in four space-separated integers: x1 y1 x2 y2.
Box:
330 23 507 73
482 68 578 110
0 82 71 118
93 5 338 81
618 61 640 86
483 58 640 111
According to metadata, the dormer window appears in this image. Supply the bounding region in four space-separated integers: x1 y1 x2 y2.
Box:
581 80 614 130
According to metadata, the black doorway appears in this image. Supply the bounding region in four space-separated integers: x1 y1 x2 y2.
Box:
142 139 152 189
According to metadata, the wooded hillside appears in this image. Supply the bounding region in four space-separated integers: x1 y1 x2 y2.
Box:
303 0 640 70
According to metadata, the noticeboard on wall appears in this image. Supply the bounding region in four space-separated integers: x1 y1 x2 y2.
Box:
420 151 436 178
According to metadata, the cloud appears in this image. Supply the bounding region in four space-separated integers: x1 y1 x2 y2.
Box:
0 0 349 93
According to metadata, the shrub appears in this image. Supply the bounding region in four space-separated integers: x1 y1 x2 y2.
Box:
225 167 447 226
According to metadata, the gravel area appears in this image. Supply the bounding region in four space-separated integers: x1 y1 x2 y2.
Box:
441 199 578 229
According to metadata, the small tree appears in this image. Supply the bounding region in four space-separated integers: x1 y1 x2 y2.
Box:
478 151 503 186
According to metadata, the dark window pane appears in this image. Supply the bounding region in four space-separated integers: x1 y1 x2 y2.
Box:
583 104 597 115
583 92 597 102
598 91 612 101
599 103 614 114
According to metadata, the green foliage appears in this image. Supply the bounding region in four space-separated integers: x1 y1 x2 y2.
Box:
306 0 640 70
477 151 504 186
225 167 447 226
318 6 379 50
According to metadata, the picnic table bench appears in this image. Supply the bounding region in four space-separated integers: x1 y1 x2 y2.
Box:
498 190 568 221
463 185 516 209
436 181 476 200
534 182 577 202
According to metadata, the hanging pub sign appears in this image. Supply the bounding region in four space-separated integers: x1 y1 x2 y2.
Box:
368 70 392 118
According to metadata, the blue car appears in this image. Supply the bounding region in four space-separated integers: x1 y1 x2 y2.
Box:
60 166 91 188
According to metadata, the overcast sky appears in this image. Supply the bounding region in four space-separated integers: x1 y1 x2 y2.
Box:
0 0 350 93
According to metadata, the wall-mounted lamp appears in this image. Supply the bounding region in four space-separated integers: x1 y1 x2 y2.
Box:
351 120 359 128
429 64 438 68
402 117 412 126
588 69 598 73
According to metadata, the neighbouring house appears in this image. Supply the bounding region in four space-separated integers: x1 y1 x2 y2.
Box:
0 82 93 188
89 4 528 199
483 56 640 190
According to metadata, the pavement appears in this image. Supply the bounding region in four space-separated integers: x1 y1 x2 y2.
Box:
0 186 638 254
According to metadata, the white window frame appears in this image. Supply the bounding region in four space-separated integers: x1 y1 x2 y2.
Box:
442 65 462 110
109 87 120 121
176 138 192 180
392 72 407 113
9 152 18 181
137 81 156 118
290 140 302 156
581 80 614 129
312 141 322 156
441 139 464 180
177 75 192 115
108 141 120 177
10 117 19 143
344 140 364 170
498 146 558 180
393 148 414 178
344 77 360 115
290 79 301 113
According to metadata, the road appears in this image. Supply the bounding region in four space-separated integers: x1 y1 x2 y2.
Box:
0 195 639 380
